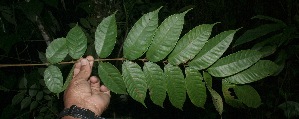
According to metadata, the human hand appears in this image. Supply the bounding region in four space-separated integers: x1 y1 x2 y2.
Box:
63 56 110 118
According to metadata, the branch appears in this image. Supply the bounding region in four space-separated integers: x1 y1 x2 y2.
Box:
35 15 52 46
0 58 151 68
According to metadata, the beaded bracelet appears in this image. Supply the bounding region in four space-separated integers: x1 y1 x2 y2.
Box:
58 105 105 119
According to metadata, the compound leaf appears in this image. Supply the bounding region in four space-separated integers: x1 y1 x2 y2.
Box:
165 63 186 110
122 61 147 106
168 23 216 65
143 62 166 107
95 13 117 58
225 60 279 84
146 9 192 62
44 65 63 93
185 67 206 108
189 30 237 70
46 38 68 64
98 62 126 94
208 50 262 77
66 24 87 59
123 7 161 60
234 85 261 108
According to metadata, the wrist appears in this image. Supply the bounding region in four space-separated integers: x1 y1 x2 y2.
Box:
59 105 104 119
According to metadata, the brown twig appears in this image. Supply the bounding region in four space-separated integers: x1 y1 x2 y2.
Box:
0 58 153 68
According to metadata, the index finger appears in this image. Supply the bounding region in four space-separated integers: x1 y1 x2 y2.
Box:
73 58 92 81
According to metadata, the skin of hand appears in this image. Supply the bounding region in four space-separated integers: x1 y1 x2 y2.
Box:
62 56 110 118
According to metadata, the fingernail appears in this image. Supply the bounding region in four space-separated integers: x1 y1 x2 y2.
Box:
81 59 88 66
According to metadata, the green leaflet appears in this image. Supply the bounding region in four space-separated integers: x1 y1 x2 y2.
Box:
207 87 223 116
278 101 299 118
123 7 161 60
234 85 261 108
146 9 192 62
225 60 279 84
95 13 117 58
122 61 147 106
12 92 25 105
21 97 31 109
62 64 75 90
44 65 63 93
66 24 87 59
251 15 286 26
203 71 212 88
30 101 38 111
168 23 216 65
203 72 223 115
143 62 166 107
185 67 206 108
222 80 244 108
165 63 185 110
98 62 127 94
233 24 285 47
189 30 237 70
208 50 262 77
29 84 37 97
45 38 68 64
80 18 91 29
258 46 277 58
251 33 282 50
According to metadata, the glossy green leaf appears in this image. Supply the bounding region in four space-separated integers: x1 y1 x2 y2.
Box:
66 24 87 59
143 62 166 107
233 24 284 47
122 61 147 106
208 50 262 77
168 23 216 65
189 30 237 70
12 92 25 105
98 62 127 94
165 63 186 110
123 7 161 60
29 84 38 97
222 80 244 108
146 9 192 62
44 65 63 93
207 87 223 116
30 101 38 111
225 60 279 84
95 13 117 58
45 38 68 64
185 67 206 108
234 85 261 108
21 97 31 109
36 91 43 101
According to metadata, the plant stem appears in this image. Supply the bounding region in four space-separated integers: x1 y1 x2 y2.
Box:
0 58 150 68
